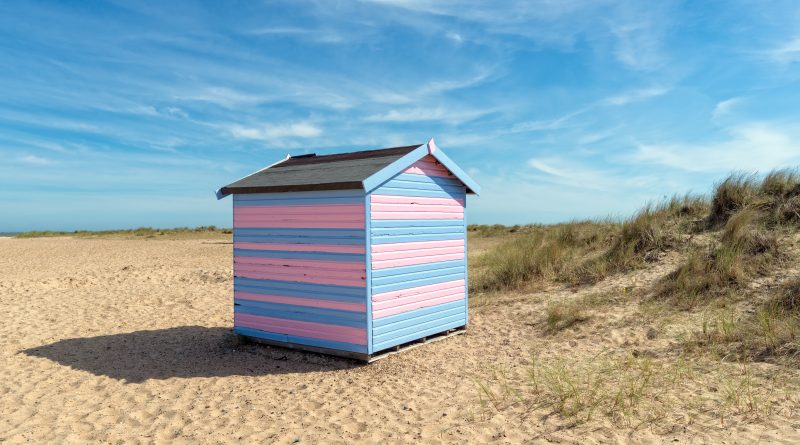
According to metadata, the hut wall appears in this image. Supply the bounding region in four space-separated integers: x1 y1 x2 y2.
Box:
368 155 468 352
232 190 368 353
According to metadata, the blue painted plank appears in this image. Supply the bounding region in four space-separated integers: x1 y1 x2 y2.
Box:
372 270 464 288
234 277 366 298
371 259 466 279
370 219 464 228
234 248 365 262
378 178 466 194
372 300 465 328
371 227 465 237
370 232 465 244
234 326 368 354
373 186 466 199
371 272 465 294
374 313 466 343
388 172 467 188
373 318 466 352
235 301 366 327
235 285 365 304
376 302 464 327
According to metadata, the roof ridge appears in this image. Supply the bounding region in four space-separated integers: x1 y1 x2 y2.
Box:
288 144 423 159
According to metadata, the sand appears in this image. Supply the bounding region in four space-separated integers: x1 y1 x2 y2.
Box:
2 237 799 444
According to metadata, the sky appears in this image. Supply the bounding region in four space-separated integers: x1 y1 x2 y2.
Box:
1 0 800 231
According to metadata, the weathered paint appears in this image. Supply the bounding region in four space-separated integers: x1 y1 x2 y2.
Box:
233 191 368 353
402 154 456 178
367 162 468 352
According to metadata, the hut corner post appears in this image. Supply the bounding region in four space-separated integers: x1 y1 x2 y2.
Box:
364 192 374 355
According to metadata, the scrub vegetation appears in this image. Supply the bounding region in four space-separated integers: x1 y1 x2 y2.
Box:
470 169 800 428
15 226 232 239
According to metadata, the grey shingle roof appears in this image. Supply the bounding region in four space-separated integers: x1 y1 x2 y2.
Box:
218 144 422 196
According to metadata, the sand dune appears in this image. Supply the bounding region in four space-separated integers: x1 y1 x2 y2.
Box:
1 238 798 443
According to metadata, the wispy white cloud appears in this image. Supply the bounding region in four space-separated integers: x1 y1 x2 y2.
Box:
608 18 666 71
578 126 620 145
446 31 464 44
228 122 323 141
511 109 588 132
601 86 669 106
529 156 655 191
365 106 488 124
712 97 742 119
245 27 347 44
174 86 270 108
512 85 670 133
361 0 672 71
633 123 800 173
18 154 56 165
761 37 800 64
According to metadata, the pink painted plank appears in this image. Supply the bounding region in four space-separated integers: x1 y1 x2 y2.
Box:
371 252 465 269
235 263 364 279
405 165 453 177
234 267 365 287
234 256 364 271
234 214 365 222
370 194 465 206
373 293 465 319
371 239 464 253
234 204 364 216
372 286 466 311
235 220 365 229
403 156 455 178
235 313 367 344
235 291 366 312
370 203 464 213
235 263 364 277
234 242 365 254
372 246 464 261
372 279 466 302
370 211 463 220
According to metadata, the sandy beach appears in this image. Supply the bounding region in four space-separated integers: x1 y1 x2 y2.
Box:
2 237 799 444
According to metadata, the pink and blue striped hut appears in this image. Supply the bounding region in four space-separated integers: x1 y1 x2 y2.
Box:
216 139 480 361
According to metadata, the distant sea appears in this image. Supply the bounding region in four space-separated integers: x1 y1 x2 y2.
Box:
0 232 19 237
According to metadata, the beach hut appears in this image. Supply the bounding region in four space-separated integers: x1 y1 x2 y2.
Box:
216 139 480 361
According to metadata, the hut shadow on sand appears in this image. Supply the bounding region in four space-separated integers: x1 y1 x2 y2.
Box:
21 326 361 383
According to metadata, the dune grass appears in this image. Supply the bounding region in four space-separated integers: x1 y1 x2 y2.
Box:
15 226 232 239
653 208 781 309
469 194 707 294
471 169 799 303
472 169 800 426
477 352 782 427
654 170 800 309
469 221 616 293
691 278 800 362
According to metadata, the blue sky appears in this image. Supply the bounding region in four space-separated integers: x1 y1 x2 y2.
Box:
2 1 800 231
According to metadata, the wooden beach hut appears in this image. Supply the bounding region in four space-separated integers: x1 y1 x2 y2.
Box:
216 139 480 361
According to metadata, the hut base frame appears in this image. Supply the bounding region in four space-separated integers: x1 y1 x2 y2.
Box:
236 326 466 363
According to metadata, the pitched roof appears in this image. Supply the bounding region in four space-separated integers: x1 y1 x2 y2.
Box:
216 140 481 198
217 145 422 196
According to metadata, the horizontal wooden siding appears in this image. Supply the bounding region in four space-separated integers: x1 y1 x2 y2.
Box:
369 155 467 352
233 190 368 353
